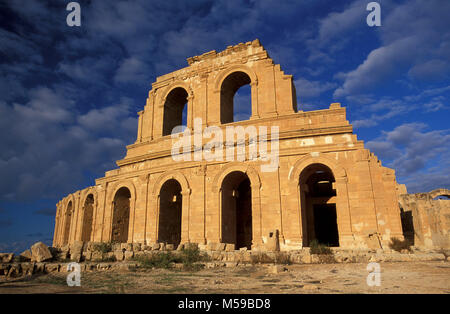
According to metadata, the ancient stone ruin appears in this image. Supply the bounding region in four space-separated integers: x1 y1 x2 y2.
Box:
51 39 448 253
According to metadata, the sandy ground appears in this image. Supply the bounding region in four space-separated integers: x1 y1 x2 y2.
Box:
0 261 449 294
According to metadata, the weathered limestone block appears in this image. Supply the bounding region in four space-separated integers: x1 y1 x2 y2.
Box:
114 250 124 261
166 244 174 251
0 253 14 263
31 242 53 262
7 263 21 278
105 252 115 261
268 230 281 252
35 262 45 273
97 263 112 271
112 243 122 252
45 263 60 273
124 251 134 260
83 251 92 261
151 243 160 250
20 250 32 261
0 264 11 276
225 244 235 252
21 263 35 275
185 243 198 250
133 243 142 251
91 251 103 261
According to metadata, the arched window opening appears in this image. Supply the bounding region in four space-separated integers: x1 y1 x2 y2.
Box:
162 87 188 136
63 201 72 245
81 194 94 242
220 71 252 124
111 187 131 243
221 171 252 250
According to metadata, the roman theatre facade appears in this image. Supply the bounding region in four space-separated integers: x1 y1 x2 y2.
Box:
53 39 405 251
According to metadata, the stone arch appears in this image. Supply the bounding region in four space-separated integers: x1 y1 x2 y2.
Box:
214 65 258 92
108 180 137 243
151 171 191 244
212 162 261 192
429 188 450 199
214 65 259 122
80 189 96 242
289 154 347 184
152 171 191 196
62 194 75 246
161 83 193 136
211 163 262 247
289 154 351 247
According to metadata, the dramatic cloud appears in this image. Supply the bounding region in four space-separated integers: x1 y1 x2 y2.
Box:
367 123 450 193
334 0 450 98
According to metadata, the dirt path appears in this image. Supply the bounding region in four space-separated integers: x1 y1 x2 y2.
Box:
0 261 449 294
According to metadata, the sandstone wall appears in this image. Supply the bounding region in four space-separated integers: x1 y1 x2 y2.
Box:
53 40 405 251
399 189 450 249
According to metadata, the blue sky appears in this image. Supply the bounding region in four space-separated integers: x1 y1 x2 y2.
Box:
0 0 449 252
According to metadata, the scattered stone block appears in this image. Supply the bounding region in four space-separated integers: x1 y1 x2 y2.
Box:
225 244 235 252
7 263 21 278
20 250 32 261
133 243 142 251
124 251 134 260
112 243 122 252
45 263 60 273
31 242 53 262
0 264 11 276
83 251 92 261
265 230 280 252
0 253 14 263
91 251 102 261
114 250 124 261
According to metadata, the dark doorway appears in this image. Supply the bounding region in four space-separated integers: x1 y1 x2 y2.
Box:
400 206 415 245
221 171 252 249
111 187 131 243
81 194 94 242
313 204 339 246
299 163 340 247
63 201 72 245
158 179 182 246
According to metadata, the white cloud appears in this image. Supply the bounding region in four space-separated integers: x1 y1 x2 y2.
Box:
334 0 450 98
366 123 450 192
